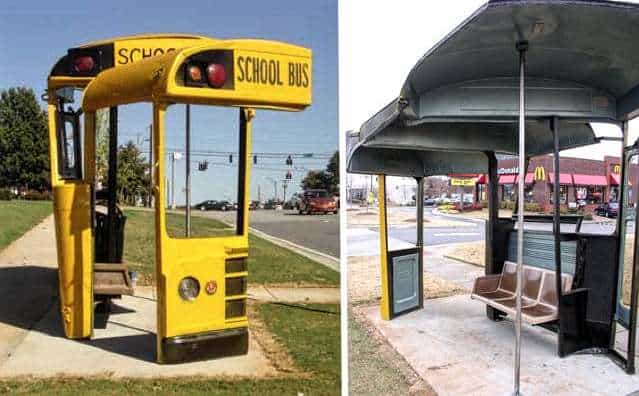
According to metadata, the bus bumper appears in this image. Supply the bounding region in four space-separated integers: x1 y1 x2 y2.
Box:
159 327 249 364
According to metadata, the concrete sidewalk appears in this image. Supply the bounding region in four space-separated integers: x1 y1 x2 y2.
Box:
359 296 639 396
0 215 336 378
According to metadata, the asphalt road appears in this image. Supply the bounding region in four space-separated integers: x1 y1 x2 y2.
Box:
347 207 621 257
198 209 340 258
389 208 485 246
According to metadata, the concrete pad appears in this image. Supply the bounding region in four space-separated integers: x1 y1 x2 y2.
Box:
361 295 639 396
0 288 277 378
0 216 58 365
249 285 340 304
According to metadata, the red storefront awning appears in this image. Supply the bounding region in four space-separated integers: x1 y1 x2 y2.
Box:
524 173 534 184
498 173 535 185
547 172 573 184
573 174 608 186
610 173 621 186
499 174 516 184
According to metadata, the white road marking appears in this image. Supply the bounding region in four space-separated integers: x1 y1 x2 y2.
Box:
433 232 481 237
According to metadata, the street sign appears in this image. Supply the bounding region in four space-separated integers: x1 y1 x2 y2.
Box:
451 178 475 186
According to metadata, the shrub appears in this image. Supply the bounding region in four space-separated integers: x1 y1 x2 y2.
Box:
22 190 52 201
524 202 541 212
0 188 13 200
500 201 515 210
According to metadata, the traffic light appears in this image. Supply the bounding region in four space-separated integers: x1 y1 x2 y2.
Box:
198 161 208 171
229 154 233 163
253 155 257 164
286 155 293 166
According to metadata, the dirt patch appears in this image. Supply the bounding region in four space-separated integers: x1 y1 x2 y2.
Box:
444 242 485 267
247 301 306 377
348 255 466 305
350 307 436 396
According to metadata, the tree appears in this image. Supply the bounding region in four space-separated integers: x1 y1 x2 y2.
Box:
0 87 50 191
326 150 339 194
117 141 150 205
300 150 339 194
95 108 110 186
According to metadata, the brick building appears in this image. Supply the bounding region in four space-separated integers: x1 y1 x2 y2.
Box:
473 155 638 211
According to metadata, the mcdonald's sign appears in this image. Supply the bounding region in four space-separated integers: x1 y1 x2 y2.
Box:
612 164 621 174
534 166 546 181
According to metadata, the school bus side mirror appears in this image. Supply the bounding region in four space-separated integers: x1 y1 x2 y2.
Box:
56 107 82 180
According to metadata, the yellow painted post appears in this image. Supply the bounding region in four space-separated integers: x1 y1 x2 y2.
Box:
378 174 391 320
153 102 168 361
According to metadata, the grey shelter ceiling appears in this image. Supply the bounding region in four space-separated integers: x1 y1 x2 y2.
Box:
348 0 639 177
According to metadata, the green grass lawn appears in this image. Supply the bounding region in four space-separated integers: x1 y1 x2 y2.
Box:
0 200 52 251
123 209 338 286
0 303 341 395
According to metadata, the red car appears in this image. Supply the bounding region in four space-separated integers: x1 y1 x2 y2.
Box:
299 189 337 214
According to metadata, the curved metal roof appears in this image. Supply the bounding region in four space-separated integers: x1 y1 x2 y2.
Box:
348 0 639 176
401 0 639 122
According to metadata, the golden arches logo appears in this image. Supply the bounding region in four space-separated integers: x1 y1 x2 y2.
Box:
534 166 546 181
613 164 621 174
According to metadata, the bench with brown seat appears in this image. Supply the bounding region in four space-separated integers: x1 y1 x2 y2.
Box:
471 261 572 325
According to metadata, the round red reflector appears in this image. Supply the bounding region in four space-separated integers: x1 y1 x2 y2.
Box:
206 64 226 88
188 65 202 82
73 56 95 73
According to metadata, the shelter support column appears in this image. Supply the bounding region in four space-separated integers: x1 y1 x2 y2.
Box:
551 117 565 357
416 177 425 310
378 175 390 320
514 40 528 396
625 120 638 374
485 151 501 321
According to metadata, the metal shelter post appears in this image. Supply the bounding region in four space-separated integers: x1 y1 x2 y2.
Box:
107 106 118 263
416 177 425 309
551 116 563 356
625 120 638 374
486 152 500 321
514 40 528 396
185 104 191 238
613 120 629 361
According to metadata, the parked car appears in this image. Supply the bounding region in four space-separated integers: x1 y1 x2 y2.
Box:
249 200 261 210
195 200 235 211
595 202 619 218
424 198 436 206
298 189 337 214
284 194 301 210
263 199 278 210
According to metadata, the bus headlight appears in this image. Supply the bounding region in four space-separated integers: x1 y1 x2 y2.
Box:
178 277 200 301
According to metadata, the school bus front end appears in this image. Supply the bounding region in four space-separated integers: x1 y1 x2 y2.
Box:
152 41 311 363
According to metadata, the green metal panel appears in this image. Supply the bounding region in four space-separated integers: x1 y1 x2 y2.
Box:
392 253 420 314
506 231 576 274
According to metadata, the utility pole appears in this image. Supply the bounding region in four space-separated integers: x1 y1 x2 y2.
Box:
170 152 183 210
185 104 191 237
282 180 288 203
171 152 176 209
147 123 153 208
267 177 278 201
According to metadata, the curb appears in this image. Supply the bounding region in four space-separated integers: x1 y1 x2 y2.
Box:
249 226 340 272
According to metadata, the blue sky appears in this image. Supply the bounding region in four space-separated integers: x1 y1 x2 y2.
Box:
0 0 338 204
